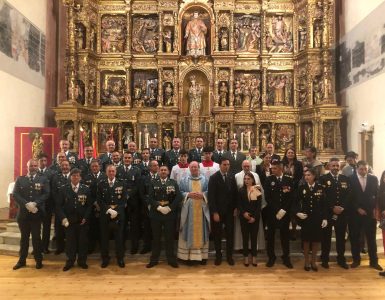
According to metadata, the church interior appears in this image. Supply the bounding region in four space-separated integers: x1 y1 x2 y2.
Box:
0 0 385 298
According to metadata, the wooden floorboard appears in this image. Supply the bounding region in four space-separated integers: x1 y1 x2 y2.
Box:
0 255 384 299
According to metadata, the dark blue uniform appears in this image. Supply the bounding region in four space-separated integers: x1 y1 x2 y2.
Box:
13 174 49 264
188 148 203 163
56 184 92 265
149 148 165 165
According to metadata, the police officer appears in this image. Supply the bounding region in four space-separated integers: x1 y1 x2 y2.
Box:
82 159 107 253
99 140 115 171
149 137 165 166
138 160 160 254
37 153 57 254
116 152 141 254
13 159 49 270
53 139 78 168
57 168 92 271
319 158 351 269
165 137 181 171
97 165 127 268
264 160 294 269
49 152 67 173
77 146 94 178
51 160 71 255
146 165 182 268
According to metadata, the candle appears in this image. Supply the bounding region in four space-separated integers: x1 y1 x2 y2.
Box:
240 132 244 152
138 132 142 150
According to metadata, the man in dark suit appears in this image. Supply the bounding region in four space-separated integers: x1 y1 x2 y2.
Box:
51 160 71 255
319 157 351 269
349 160 382 270
212 138 227 164
81 159 107 253
138 148 151 177
56 168 92 271
99 140 116 171
223 139 246 175
149 137 165 166
165 137 181 171
188 136 204 163
260 143 280 163
77 145 94 178
264 161 294 269
12 159 50 270
116 152 141 254
37 153 57 254
97 165 128 268
208 157 238 266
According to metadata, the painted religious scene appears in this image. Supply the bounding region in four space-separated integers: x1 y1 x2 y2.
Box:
54 0 343 159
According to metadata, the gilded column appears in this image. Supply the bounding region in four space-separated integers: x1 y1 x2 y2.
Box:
174 67 178 108
229 12 234 51
158 68 163 108
125 7 131 54
214 68 219 107
229 69 234 107
173 12 179 54
158 12 164 54
261 67 267 107
118 124 123 152
64 0 77 104
125 66 131 108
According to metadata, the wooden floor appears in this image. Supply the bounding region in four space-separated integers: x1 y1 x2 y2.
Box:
0 255 384 299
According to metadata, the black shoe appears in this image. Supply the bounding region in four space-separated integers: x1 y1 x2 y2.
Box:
321 262 329 269
311 264 318 272
63 263 73 271
338 262 349 269
304 265 311 271
78 262 88 269
168 261 179 268
200 259 207 265
361 248 367 254
43 249 50 254
146 261 158 268
101 259 109 268
140 247 151 254
370 263 383 271
130 248 138 255
227 257 235 266
379 271 385 277
266 258 276 268
13 261 26 270
283 259 293 269
351 261 360 268
36 261 43 269
214 257 222 266
117 259 125 268
54 249 64 255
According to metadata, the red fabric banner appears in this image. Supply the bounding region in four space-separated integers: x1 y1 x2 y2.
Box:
14 127 60 178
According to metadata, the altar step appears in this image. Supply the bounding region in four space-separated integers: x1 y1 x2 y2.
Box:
0 222 384 259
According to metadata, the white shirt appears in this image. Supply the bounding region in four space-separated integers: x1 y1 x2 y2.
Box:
71 183 80 193
108 178 116 186
170 165 190 185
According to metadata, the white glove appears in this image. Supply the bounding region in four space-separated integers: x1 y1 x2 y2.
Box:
296 212 308 220
321 219 328 228
62 218 69 227
25 202 36 212
30 206 38 214
157 206 171 215
106 208 118 219
163 206 171 214
276 209 286 220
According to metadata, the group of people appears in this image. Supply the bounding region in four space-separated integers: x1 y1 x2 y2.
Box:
12 137 385 277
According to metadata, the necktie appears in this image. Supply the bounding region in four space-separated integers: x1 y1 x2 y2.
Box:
73 186 78 193
144 162 147 167
334 176 338 182
125 166 129 173
219 151 222 157
232 152 236 160
29 175 34 182
310 186 313 192
198 149 201 155
278 177 281 183
223 173 227 183
109 181 114 188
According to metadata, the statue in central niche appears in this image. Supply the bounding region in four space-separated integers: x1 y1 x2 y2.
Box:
188 75 203 116
184 11 207 56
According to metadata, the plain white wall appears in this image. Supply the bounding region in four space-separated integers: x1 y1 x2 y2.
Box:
0 0 46 208
341 0 385 177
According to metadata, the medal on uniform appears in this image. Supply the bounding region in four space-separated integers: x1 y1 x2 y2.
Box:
166 185 175 194
327 181 331 186
69 156 75 164
303 190 306 194
35 183 41 191
271 182 275 186
78 195 87 206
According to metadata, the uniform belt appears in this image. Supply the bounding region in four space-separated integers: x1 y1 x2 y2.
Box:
158 200 169 206
110 204 118 209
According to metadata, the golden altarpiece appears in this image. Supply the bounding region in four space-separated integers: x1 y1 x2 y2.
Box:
54 0 343 158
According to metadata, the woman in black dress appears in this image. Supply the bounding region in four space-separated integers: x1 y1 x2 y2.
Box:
238 173 262 267
296 168 327 271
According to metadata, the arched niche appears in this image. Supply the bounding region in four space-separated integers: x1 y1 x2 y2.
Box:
181 69 210 116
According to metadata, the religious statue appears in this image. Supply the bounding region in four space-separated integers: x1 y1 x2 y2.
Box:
101 77 126 106
75 25 85 50
219 82 228 107
65 127 75 149
143 125 150 148
219 28 229 51
218 126 229 149
31 133 44 160
250 77 261 109
299 29 307 51
268 74 290 106
184 11 207 56
89 27 97 52
323 122 335 149
82 123 91 146
164 83 174 106
267 15 293 53
132 18 159 54
123 127 133 149
147 83 158 107
259 127 270 152
163 134 171 151
241 127 252 151
188 75 203 116
234 79 242 106
163 29 173 53
275 124 295 152
296 77 308 107
242 83 251 108
313 77 324 103
303 124 313 148
314 25 322 48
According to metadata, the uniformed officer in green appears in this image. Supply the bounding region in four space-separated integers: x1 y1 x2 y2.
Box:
319 157 351 269
57 168 92 271
146 165 182 268
97 165 128 268
13 159 50 270
165 137 181 171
